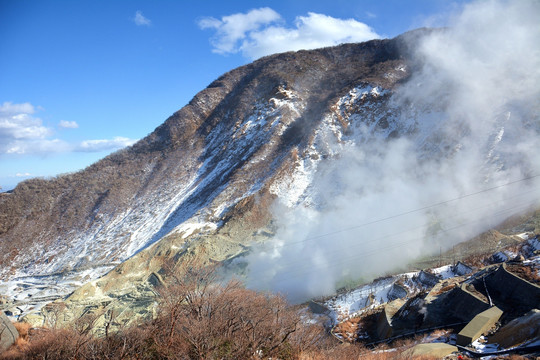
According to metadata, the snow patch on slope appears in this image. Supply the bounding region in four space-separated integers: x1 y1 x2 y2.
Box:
269 84 391 209
2 87 308 311
324 262 474 325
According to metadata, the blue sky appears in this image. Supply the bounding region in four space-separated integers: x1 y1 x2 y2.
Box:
0 0 470 190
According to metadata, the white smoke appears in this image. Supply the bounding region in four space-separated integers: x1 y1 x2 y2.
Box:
246 0 540 302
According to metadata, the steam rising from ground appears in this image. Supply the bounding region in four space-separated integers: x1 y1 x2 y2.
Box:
246 0 540 302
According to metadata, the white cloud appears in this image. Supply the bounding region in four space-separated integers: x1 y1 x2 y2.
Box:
76 137 137 152
198 8 281 55
134 10 151 26
0 102 52 154
15 172 32 177
58 120 79 129
199 8 380 59
365 11 377 19
0 102 35 115
6 139 70 155
246 0 540 302
0 101 137 155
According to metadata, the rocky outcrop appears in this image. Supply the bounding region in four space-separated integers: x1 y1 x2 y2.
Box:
488 309 540 348
1 31 423 329
0 32 415 288
0 312 18 353
2 24 540 336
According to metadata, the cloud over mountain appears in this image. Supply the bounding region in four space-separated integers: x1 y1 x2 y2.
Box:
199 8 380 59
246 0 540 301
76 137 137 152
0 102 136 155
0 102 55 154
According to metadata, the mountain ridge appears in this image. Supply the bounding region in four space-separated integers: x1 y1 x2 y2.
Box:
0 31 418 277
1 27 539 331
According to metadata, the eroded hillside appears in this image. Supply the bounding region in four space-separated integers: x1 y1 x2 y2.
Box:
0 31 419 306
1 25 540 332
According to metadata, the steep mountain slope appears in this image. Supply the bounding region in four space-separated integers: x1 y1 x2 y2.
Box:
0 31 415 300
1 26 539 330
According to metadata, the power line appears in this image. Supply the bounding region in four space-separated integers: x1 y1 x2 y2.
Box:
239 174 540 297
266 173 540 248
251 200 532 280
272 186 538 250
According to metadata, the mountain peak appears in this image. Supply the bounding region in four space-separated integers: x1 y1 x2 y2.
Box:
1 27 539 331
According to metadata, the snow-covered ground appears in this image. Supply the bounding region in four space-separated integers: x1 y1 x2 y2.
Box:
1 86 309 314
324 262 477 325
471 336 500 353
326 276 396 323
0 263 116 318
3 69 539 327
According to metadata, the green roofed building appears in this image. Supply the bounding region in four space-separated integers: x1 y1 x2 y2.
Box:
402 343 458 358
457 306 503 346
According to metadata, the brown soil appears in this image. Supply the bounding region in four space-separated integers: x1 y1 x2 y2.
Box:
506 264 540 285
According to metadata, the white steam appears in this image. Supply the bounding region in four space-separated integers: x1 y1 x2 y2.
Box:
246 0 540 302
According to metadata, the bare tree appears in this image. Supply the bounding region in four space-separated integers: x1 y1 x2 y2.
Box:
4 258 330 359
43 302 67 329
153 258 301 359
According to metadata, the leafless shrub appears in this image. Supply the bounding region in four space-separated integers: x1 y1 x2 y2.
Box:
43 302 67 329
10 328 84 360
152 259 301 359
506 263 540 284
3 259 446 359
